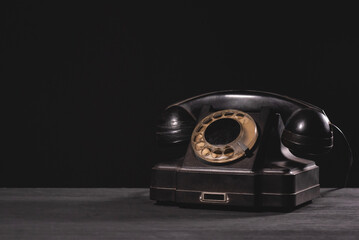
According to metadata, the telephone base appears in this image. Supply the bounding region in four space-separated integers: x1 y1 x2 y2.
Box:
150 164 320 209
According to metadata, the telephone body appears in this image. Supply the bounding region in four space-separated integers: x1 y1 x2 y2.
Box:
150 90 350 209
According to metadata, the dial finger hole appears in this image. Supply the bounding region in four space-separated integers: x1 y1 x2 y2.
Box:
224 112 234 116
202 117 212 124
201 148 211 156
195 142 205 151
196 125 204 132
211 149 223 158
194 134 203 142
224 148 234 157
213 112 222 119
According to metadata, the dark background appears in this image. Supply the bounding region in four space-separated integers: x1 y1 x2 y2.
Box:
2 2 358 187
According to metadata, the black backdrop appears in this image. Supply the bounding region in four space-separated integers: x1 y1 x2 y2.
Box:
3 2 358 187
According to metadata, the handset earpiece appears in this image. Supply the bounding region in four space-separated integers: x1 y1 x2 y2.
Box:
156 106 196 145
281 108 334 155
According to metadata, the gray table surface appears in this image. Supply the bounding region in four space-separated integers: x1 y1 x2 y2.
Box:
0 188 358 239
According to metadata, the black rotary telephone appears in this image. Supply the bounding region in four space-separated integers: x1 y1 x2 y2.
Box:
150 90 352 209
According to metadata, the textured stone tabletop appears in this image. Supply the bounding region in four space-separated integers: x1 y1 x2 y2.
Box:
0 188 358 239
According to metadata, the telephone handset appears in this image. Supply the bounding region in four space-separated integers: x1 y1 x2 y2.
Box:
150 90 352 209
